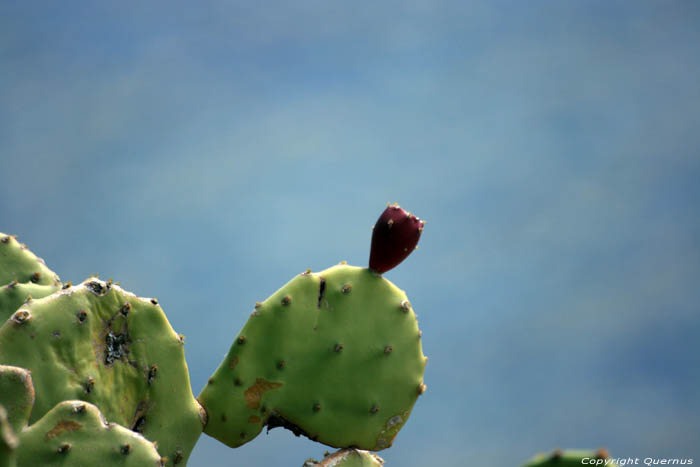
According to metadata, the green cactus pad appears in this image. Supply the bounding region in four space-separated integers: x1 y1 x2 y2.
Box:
199 264 426 451
0 282 61 324
303 448 385 467
0 406 18 467
0 278 204 466
16 400 163 466
0 234 60 288
523 449 617 466
0 366 34 434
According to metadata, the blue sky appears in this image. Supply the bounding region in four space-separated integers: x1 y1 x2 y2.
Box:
2 1 699 465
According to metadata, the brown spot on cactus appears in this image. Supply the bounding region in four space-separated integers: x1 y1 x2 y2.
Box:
150 298 158 305
281 295 292 306
228 355 239 370
46 420 82 439
237 335 246 345
62 281 72 289
400 300 411 312
121 443 131 454
313 402 321 412
120 302 131 316
417 382 427 395
11 309 30 324
370 404 380 414
334 343 344 352
248 415 261 424
276 360 286 370
84 376 95 393
30 272 41 283
244 378 283 409
341 283 352 294
369 203 425 273
384 346 393 355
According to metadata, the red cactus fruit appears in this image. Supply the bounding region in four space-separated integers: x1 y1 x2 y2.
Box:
369 203 425 273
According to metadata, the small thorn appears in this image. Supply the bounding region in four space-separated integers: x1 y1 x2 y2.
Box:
150 298 158 305
370 404 380 414
120 302 131 316
11 309 31 325
334 343 344 352
121 443 131 455
313 402 321 412
341 284 352 294
62 281 72 289
277 360 286 370
417 382 427 395
84 376 95 393
237 335 246 345
384 346 393 355
254 302 263 309
281 295 292 306
57 443 71 454
400 300 411 312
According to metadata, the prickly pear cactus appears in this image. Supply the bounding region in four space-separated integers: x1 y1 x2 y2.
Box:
0 365 34 434
303 448 384 467
198 264 427 451
0 278 204 466
523 449 617 466
0 234 61 322
16 400 163 466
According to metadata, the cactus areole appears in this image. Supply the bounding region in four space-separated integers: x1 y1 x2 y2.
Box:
369 204 425 274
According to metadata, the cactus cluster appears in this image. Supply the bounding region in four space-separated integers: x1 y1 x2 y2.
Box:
0 206 610 466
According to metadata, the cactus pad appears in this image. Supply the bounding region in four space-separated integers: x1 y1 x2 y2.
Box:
16 400 163 466
0 234 60 288
0 282 62 324
303 448 385 467
0 366 34 434
199 264 426 451
0 278 204 466
523 449 617 466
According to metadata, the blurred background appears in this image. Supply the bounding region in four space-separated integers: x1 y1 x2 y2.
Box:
1 1 699 465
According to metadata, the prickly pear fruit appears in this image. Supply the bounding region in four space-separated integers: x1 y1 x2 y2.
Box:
369 204 424 274
303 448 384 466
523 449 617 466
199 264 426 451
0 406 18 467
0 366 34 434
16 400 163 466
0 278 204 466
0 234 60 288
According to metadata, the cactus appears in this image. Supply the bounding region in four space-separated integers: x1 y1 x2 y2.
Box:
198 263 427 451
0 279 204 466
0 234 61 323
0 366 34 434
15 400 163 466
303 448 384 466
0 234 60 288
523 449 617 466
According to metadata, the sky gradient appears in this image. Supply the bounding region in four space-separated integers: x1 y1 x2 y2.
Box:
2 1 699 465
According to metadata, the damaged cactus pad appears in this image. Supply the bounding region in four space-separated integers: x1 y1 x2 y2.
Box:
0 278 204 466
198 264 427 451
